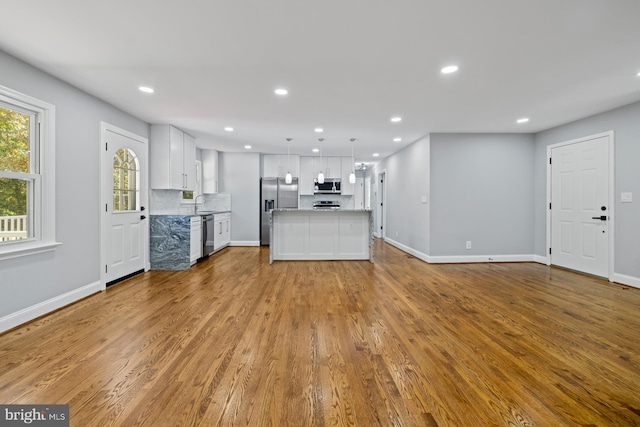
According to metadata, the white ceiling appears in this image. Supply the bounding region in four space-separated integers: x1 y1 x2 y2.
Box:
1 0 639 163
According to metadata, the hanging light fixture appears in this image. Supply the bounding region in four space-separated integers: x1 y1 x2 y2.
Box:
285 138 293 184
317 138 325 184
349 138 356 184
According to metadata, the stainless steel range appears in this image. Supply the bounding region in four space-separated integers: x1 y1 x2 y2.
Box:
313 200 340 210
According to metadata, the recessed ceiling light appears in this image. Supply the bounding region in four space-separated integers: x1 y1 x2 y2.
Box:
314 128 323 133
274 88 288 96
373 153 380 157
244 145 252 149
636 71 640 77
138 86 154 93
516 118 530 124
393 137 402 142
441 65 459 74
224 127 234 132
312 148 319 153
390 117 402 123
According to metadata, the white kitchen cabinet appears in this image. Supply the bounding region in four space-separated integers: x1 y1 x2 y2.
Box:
311 156 342 179
202 149 219 193
299 157 315 195
190 216 202 264
150 124 197 191
213 212 231 251
183 133 196 190
263 154 300 178
340 157 355 196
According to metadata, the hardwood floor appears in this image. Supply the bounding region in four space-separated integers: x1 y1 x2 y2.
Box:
1 240 640 426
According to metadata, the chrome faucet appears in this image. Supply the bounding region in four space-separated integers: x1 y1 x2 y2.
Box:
194 194 206 214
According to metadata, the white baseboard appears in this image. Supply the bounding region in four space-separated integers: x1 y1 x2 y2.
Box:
384 238 537 264
373 232 381 239
613 273 640 289
533 255 549 265
427 254 536 263
383 238 430 263
0 280 102 334
230 241 260 246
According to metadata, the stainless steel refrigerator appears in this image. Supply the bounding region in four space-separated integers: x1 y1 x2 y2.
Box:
260 177 298 245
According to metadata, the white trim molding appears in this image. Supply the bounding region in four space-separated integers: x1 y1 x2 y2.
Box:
533 255 548 265
230 241 260 246
427 254 537 264
613 273 640 290
0 281 101 333
385 237 538 264
384 238 430 263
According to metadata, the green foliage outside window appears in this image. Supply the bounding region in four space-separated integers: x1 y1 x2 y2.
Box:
0 106 29 216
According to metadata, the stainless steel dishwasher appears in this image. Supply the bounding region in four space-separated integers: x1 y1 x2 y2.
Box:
201 214 215 257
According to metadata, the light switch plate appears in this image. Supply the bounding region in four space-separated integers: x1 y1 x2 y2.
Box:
621 192 633 203
421 196 428 204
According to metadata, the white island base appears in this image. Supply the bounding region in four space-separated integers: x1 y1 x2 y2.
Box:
270 209 374 264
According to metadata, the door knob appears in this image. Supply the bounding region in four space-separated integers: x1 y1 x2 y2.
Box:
140 215 147 220
591 216 607 221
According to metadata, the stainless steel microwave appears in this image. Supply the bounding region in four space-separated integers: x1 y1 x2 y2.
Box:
314 178 341 194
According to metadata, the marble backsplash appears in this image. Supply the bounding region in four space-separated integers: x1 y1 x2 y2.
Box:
150 190 231 215
300 195 355 210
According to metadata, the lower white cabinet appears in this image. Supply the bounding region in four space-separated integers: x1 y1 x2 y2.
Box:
190 216 202 264
272 210 371 261
213 212 231 251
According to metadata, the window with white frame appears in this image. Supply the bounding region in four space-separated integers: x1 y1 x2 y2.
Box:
0 85 57 260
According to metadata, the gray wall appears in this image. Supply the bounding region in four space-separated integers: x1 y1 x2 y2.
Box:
219 152 260 243
534 100 640 278
430 134 535 256
374 136 430 255
0 49 149 318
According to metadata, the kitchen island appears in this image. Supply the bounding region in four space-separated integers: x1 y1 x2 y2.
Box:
270 209 374 264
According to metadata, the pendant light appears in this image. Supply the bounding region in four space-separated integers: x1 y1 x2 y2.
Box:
349 138 356 184
317 138 325 184
285 138 293 184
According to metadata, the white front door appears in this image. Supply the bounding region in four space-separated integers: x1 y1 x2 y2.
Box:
101 123 148 285
551 134 611 278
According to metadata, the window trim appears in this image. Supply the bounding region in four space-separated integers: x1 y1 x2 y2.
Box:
0 85 59 261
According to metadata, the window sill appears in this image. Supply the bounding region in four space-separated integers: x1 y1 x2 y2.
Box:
0 241 62 261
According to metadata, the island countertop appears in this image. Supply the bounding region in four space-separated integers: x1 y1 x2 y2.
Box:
269 209 374 264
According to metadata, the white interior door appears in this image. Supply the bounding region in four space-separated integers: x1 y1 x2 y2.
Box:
551 135 610 278
101 124 148 286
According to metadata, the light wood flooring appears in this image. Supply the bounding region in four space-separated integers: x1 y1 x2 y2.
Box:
1 240 640 426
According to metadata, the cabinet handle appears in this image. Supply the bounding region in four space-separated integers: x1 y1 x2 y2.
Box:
226 221 229 232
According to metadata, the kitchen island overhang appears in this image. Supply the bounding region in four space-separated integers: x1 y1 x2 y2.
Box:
269 209 374 264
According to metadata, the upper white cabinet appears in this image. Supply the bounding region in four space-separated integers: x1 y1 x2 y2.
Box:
263 154 300 178
340 157 355 195
311 156 341 179
300 156 355 195
202 149 219 194
299 157 315 195
150 124 197 191
183 133 196 190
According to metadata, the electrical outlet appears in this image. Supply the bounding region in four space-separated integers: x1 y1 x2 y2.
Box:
466 241 472 250
395 231 399 237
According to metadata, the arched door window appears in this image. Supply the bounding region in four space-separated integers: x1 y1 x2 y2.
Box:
113 148 139 212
